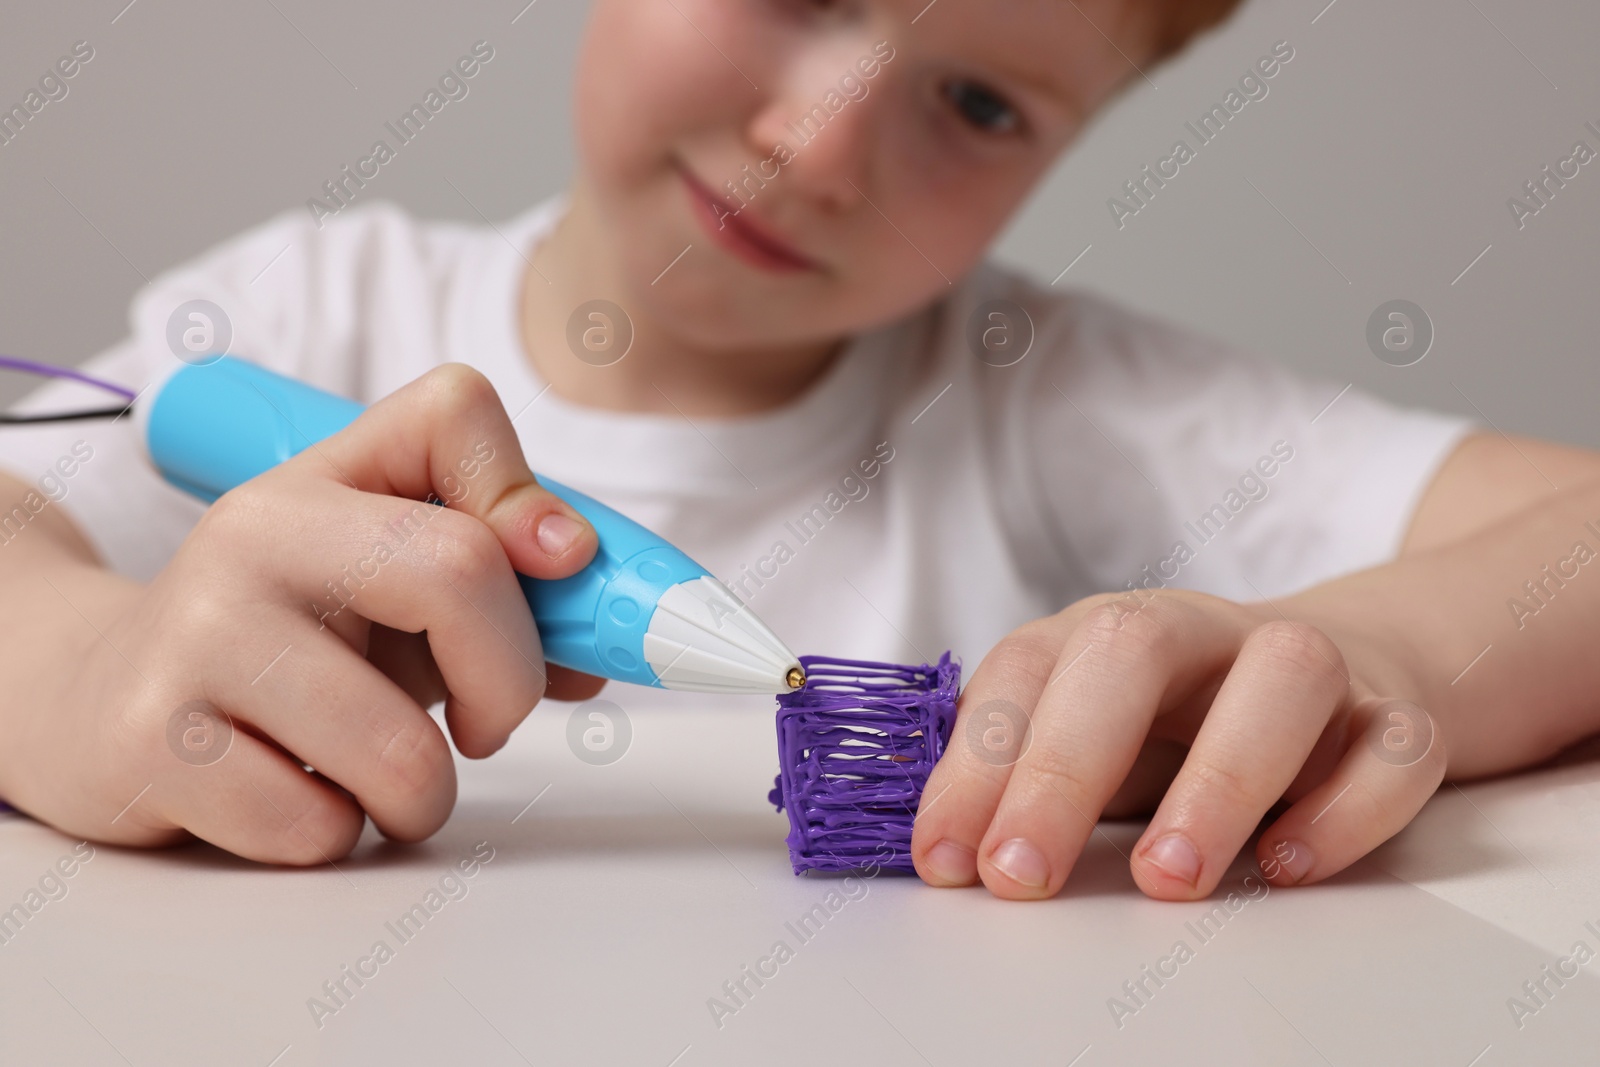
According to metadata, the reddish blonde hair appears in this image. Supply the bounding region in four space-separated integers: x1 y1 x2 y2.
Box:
1144 0 1249 64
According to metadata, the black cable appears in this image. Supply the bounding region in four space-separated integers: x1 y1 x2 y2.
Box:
0 404 134 424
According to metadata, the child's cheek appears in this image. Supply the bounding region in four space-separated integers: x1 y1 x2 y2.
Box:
846 165 1009 322
896 137 1048 285
574 0 762 190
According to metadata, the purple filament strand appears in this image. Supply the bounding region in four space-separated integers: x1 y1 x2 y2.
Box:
0 354 138 403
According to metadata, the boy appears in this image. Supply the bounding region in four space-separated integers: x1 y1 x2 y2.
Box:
3 0 1598 905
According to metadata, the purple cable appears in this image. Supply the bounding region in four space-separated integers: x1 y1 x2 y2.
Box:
0 354 138 403
769 652 960 875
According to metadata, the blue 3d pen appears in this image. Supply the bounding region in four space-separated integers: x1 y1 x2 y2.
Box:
136 356 805 696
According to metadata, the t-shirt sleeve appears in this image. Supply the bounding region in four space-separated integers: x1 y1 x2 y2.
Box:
984 280 1478 603
0 200 429 582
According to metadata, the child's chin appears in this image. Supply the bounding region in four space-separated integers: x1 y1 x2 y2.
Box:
646 285 832 349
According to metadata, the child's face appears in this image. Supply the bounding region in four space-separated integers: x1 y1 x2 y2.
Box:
573 0 1153 349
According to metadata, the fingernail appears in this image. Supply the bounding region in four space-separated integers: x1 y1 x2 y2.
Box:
1267 839 1314 885
1141 832 1201 887
990 837 1050 889
537 512 584 559
924 840 977 885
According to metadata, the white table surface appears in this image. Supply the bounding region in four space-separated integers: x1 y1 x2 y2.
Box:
5 698 1600 1067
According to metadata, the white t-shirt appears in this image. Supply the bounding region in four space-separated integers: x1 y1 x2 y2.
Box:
0 196 1475 713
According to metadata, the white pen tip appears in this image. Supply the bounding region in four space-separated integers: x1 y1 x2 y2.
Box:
642 577 803 695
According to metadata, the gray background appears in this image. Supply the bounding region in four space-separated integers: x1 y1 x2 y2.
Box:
1 0 1596 445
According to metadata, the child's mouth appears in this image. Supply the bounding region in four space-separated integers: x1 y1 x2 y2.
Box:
676 162 821 275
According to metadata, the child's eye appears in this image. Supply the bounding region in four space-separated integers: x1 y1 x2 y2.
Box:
942 80 1022 135
771 0 846 18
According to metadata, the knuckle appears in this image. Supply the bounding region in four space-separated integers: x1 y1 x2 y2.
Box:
373 715 450 805
1078 601 1129 638
264 788 356 866
1082 598 1175 664
184 487 284 594
422 362 500 421
117 694 174 761
1184 756 1259 808
1249 620 1347 689
1074 590 1131 617
194 483 271 548
1328 777 1390 835
1372 737 1448 803
424 515 504 589
1016 744 1094 807
1411 718 1449 781
972 630 1059 690
180 586 242 641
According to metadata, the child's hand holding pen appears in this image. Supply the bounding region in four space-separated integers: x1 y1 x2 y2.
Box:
0 364 605 862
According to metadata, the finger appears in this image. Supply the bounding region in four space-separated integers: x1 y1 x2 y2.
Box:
976 599 1253 898
299 362 598 580
1099 672 1229 818
258 362 599 754
1128 620 1351 900
363 624 602 718
1254 697 1446 887
154 710 366 866
545 664 607 702
364 624 448 709
238 475 549 758
909 625 1062 888
218 613 458 842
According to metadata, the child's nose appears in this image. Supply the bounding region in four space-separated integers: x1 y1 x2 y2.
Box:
745 68 880 212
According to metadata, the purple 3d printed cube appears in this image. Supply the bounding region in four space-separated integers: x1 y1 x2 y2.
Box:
768 652 960 875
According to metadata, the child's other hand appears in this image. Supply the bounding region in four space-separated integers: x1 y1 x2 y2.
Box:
14 364 602 863
910 589 1444 900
